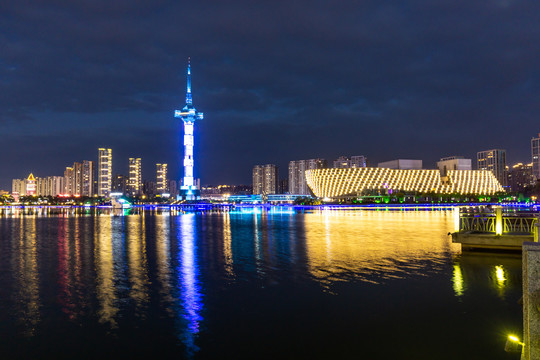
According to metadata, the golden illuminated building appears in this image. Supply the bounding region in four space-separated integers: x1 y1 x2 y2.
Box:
305 168 504 198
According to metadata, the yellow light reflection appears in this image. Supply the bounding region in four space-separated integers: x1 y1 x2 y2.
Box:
127 216 149 309
223 213 234 278
495 265 506 284
493 265 507 299
453 264 464 297
305 211 459 288
15 216 40 335
95 216 118 326
156 213 173 306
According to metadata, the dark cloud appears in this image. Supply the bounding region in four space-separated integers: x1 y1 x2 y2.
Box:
2 0 540 188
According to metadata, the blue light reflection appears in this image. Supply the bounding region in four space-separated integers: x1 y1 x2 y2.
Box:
176 213 203 358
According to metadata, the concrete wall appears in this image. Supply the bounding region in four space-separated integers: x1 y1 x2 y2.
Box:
522 241 540 360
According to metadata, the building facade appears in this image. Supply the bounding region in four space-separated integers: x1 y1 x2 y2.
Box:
156 163 168 194
128 158 142 196
477 149 507 188
253 164 278 195
305 168 504 198
289 158 327 195
98 148 112 197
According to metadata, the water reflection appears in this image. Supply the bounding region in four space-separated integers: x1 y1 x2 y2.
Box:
127 216 149 313
452 253 520 301
156 214 173 312
177 214 203 358
304 211 458 287
453 264 465 297
222 213 234 278
0 209 524 359
493 265 508 299
13 216 40 335
95 217 118 326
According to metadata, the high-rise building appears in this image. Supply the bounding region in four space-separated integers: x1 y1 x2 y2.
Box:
174 57 204 200
143 180 157 197
64 166 74 195
12 178 26 196
436 156 472 176
156 163 168 194
112 174 128 194
13 175 64 197
169 180 178 198
289 159 327 195
279 178 289 194
48 176 64 196
253 166 263 195
73 162 83 195
477 149 507 188
62 162 84 195
253 164 278 195
128 158 142 195
333 155 367 169
82 160 95 197
508 163 535 193
98 148 112 197
532 134 540 181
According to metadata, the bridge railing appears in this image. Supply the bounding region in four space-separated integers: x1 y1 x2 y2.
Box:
458 207 538 235
460 215 496 233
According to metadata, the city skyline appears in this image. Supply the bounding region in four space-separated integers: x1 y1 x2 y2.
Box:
3 2 540 189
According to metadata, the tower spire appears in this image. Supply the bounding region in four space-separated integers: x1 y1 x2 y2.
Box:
186 57 192 105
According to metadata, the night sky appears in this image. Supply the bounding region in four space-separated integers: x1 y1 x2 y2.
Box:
2 0 540 190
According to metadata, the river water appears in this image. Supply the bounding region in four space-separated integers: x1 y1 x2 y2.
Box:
0 209 522 359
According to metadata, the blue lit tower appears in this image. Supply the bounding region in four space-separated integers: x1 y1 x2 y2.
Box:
175 57 204 200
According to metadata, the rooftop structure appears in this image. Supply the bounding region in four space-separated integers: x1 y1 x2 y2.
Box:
437 157 472 176
378 159 422 170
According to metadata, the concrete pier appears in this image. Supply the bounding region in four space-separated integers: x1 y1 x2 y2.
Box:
452 233 532 251
452 206 538 251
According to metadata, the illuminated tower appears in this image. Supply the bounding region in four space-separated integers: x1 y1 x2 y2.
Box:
174 57 204 200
